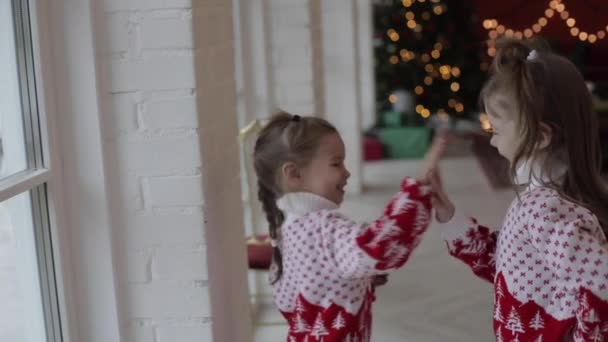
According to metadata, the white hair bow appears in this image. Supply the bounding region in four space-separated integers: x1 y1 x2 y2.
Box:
527 49 538 61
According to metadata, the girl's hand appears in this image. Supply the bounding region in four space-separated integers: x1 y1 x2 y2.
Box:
372 274 389 287
428 168 455 223
417 131 448 183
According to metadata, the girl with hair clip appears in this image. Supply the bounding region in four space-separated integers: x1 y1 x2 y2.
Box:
430 38 608 341
253 111 445 342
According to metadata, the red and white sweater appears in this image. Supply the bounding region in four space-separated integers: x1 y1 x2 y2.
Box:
440 186 608 341
273 177 431 342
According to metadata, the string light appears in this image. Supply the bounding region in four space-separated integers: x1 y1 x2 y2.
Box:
389 94 397 103
570 27 580 36
414 86 424 95
483 0 608 50
450 82 460 92
387 29 400 42
566 18 576 27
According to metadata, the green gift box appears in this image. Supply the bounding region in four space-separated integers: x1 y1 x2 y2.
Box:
377 127 431 159
381 110 403 127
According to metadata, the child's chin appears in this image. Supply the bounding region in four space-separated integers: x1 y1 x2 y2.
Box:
335 193 345 204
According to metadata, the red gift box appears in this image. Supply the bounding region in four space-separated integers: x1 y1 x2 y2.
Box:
363 136 385 161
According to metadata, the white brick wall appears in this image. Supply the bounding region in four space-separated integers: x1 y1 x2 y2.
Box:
98 0 251 341
268 0 315 114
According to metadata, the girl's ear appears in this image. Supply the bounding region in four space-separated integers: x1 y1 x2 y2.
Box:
537 122 553 150
281 161 301 190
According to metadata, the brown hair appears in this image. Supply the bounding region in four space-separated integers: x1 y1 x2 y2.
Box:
480 38 608 233
253 111 338 283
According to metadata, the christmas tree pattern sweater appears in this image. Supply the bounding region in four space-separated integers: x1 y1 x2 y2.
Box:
273 177 431 342
440 186 608 341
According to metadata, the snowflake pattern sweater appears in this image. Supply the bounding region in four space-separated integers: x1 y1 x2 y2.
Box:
273 177 431 342
440 184 608 341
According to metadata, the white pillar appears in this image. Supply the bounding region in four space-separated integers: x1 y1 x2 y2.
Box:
357 0 376 131
321 0 363 194
193 1 253 341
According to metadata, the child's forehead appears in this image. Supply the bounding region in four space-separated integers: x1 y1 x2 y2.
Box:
485 94 514 119
316 133 345 156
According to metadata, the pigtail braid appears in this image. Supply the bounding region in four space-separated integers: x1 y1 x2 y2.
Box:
257 181 284 284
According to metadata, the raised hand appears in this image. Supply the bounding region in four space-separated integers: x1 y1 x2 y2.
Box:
417 130 448 183
428 168 455 223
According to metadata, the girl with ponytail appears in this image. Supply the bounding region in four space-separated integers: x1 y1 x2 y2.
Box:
253 111 445 341
430 38 608 341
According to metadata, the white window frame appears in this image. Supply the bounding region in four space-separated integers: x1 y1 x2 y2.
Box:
15 0 122 341
1 1 62 341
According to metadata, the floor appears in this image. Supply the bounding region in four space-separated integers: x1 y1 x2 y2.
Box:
253 156 515 341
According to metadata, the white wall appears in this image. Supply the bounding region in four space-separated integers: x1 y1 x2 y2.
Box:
244 0 366 193
97 0 252 341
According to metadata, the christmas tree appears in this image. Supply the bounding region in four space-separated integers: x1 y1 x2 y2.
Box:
332 312 346 330
495 281 505 299
293 313 311 334
493 301 504 323
505 308 526 335
374 0 485 124
311 313 330 340
496 328 504 342
529 311 545 330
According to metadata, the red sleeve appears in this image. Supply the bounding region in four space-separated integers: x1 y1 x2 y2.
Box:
322 177 432 278
438 211 498 283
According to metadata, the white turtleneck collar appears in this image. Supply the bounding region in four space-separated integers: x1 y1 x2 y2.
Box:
276 192 339 216
514 157 568 188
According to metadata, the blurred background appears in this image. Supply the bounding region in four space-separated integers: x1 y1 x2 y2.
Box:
247 0 608 340
2 1 607 341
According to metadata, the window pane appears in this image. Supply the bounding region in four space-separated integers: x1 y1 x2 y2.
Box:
0 1 28 179
0 191 47 342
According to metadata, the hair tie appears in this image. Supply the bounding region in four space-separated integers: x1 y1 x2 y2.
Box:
527 50 538 61
291 115 301 122
270 239 278 247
